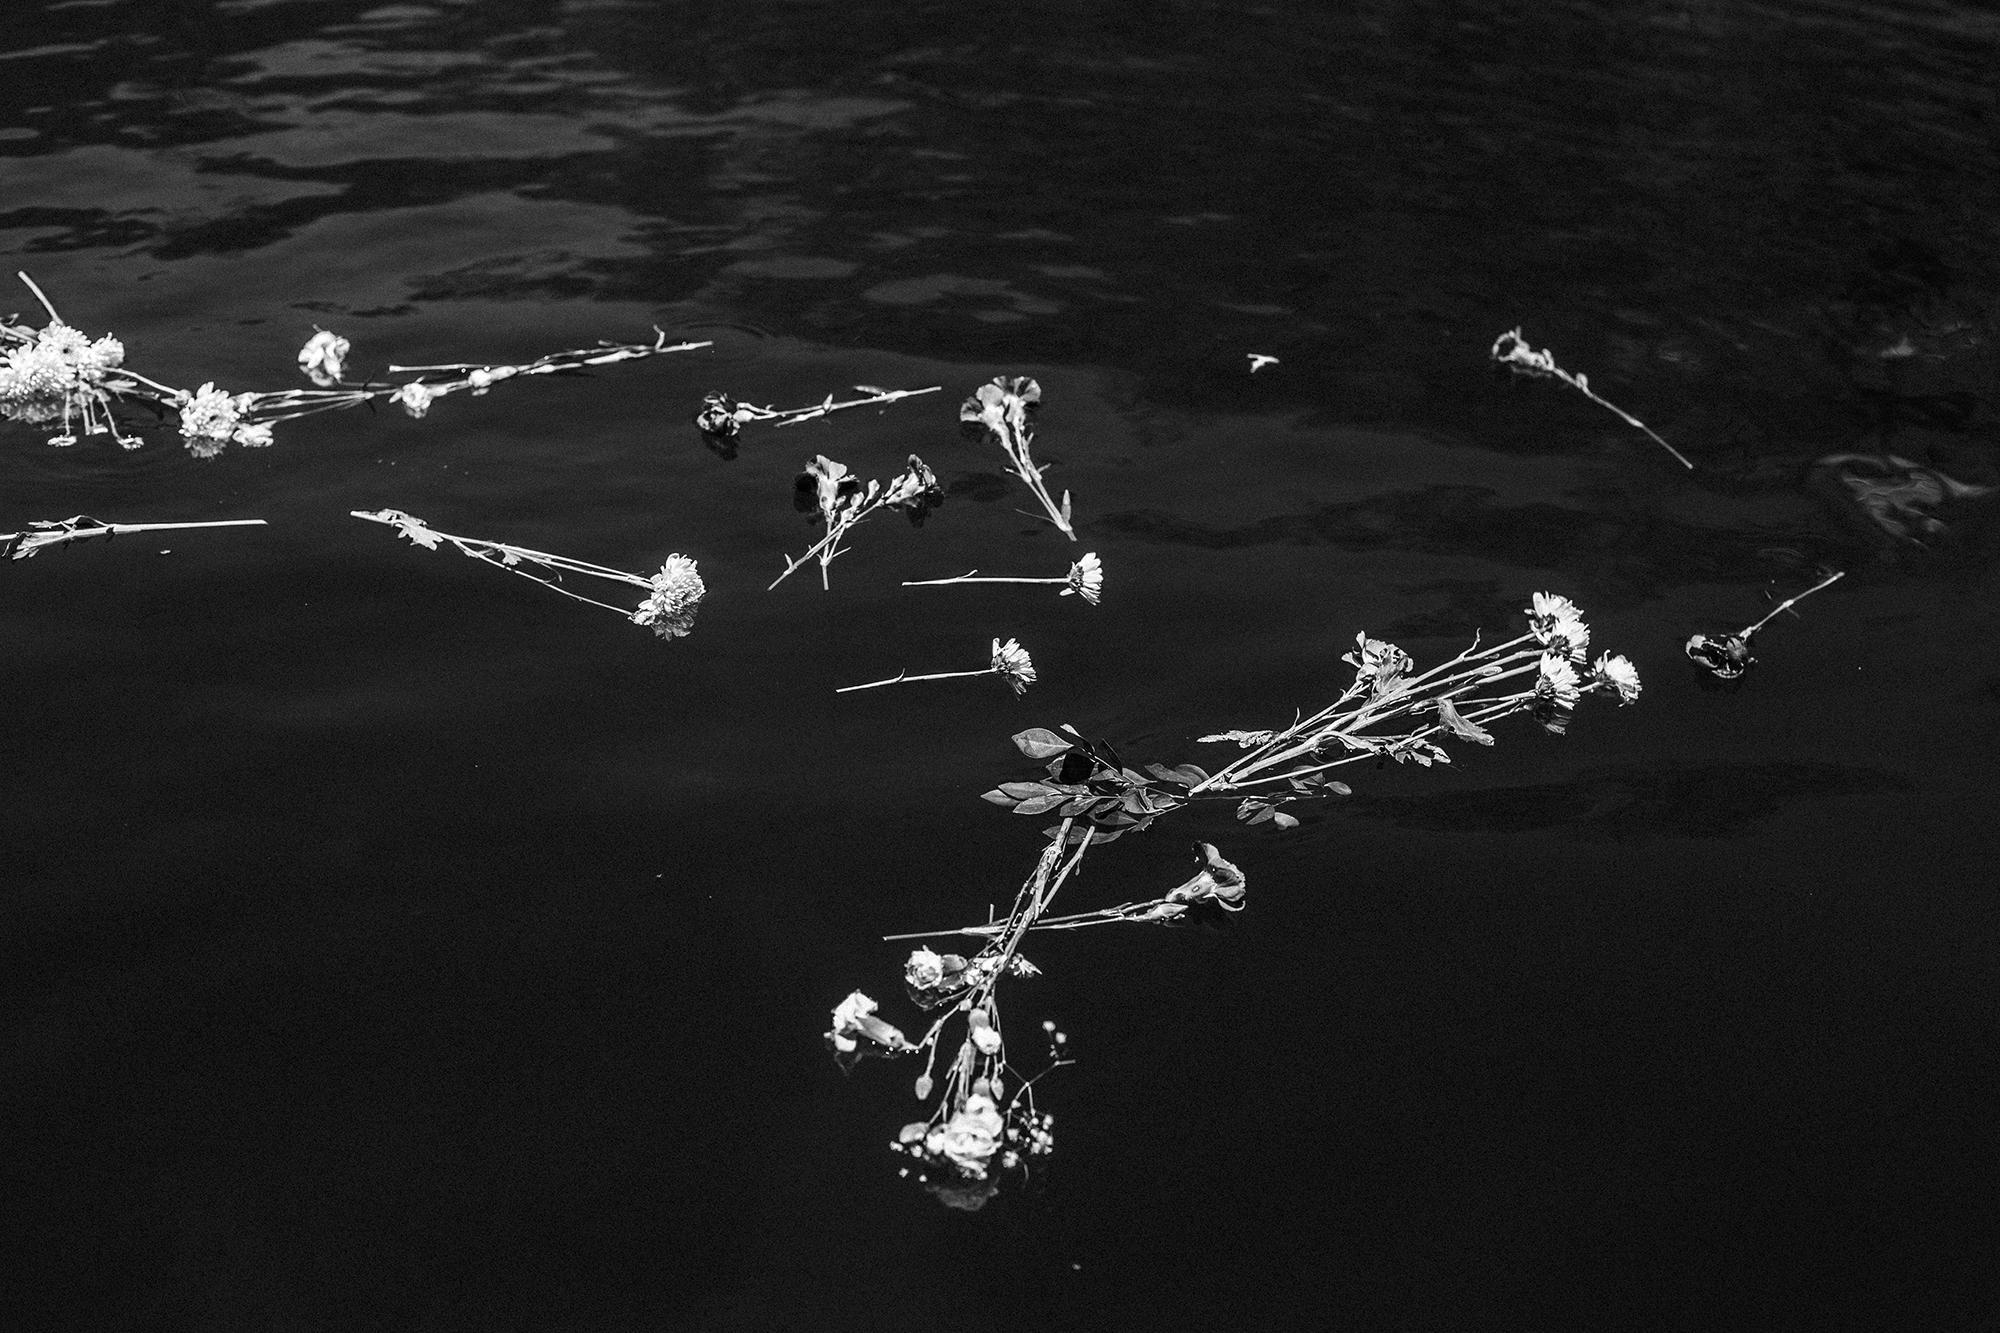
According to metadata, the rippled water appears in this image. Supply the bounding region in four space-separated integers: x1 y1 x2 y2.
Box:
6 2 1999 1328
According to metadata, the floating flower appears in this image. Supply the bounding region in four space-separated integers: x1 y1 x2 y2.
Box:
296 328 350 387
924 1093 1006 1177
1528 591 1590 660
0 321 125 425
827 991 910 1055
904 947 946 992
174 382 259 457
967 1007 1003 1056
959 375 1040 440
1063 552 1103 605
390 381 436 419
630 554 705 640
991 637 1036 695
1343 633 1414 691
1164 842 1247 912
1536 653 1582 705
1685 631 1754 680
882 455 943 525
694 391 750 439
1592 652 1642 703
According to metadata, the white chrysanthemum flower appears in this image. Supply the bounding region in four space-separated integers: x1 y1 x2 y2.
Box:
904 947 945 991
925 1093 1006 1177
391 381 436 419
1063 552 1103 605
176 382 253 456
1592 652 1642 704
990 637 1036 695
1527 591 1590 659
1536 654 1582 705
1 323 124 424
297 328 350 387
630 554 705 640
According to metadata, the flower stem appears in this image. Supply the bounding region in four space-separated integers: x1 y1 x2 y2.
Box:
836 667 996 693
16 271 61 323
1744 569 1846 638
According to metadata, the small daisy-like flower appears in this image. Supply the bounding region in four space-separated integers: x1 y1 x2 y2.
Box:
391 381 436 419
991 637 1036 695
1063 552 1103 605
1592 652 1642 703
1528 591 1591 659
233 421 274 448
1537 653 1582 705
296 329 349 387
630 554 705 640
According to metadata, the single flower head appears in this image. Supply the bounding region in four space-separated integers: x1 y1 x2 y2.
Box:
297 328 350 387
175 382 254 457
631 554 706 640
1062 552 1103 605
1685 631 1755 679
826 990 910 1056
884 454 944 526
924 1092 1006 1177
1527 591 1590 659
904 947 946 992
694 391 746 439
990 637 1036 695
959 375 1040 441
1164 842 1247 912
391 381 436 419
1536 653 1582 705
1592 652 1642 704
1342 633 1414 691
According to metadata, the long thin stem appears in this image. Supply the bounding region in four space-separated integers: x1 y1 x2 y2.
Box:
902 571 1064 588
5 517 267 561
1744 570 1846 638
836 667 995 693
16 271 61 323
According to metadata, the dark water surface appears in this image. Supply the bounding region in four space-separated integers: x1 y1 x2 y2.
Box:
6 1 1999 1328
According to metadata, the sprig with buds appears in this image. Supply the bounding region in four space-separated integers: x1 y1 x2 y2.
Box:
902 552 1103 605
959 376 1076 540
770 454 944 590
4 273 711 456
838 637 1036 695
351 509 706 639
4 515 268 562
886 841 1245 939
983 592 1642 837
1686 569 1846 680
1491 327 1694 471
693 384 941 444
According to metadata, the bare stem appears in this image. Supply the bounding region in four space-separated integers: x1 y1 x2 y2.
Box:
16 271 61 323
836 667 995 693
1744 570 1846 638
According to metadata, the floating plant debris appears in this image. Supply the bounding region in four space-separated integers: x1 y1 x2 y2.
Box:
902 551 1102 604
960 375 1076 539
770 453 942 591
4 515 267 561
693 384 940 443
351 509 706 639
1686 570 1846 680
3 272 711 456
844 593 1643 1205
1490 327 1694 470
1247 354 1280 372
837 636 1036 695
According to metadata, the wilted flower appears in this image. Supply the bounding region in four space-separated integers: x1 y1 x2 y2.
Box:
991 637 1036 695
1063 552 1103 605
1592 652 1642 703
694 391 750 439
959 376 1040 440
631 554 705 640
1685 632 1755 680
967 1007 1002 1056
882 455 943 525
1164 842 1247 912
1528 591 1590 660
1343 633 1414 692
924 1093 1006 1177
390 381 436 419
1491 327 1557 378
827 991 910 1056
1536 653 1582 705
904 947 946 991
296 328 350 387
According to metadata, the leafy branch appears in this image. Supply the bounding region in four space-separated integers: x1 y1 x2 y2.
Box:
769 454 943 591
4 515 267 562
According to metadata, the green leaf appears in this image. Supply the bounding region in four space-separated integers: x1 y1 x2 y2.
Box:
1166 764 1208 785
1013 727 1074 759
999 781 1056 799
979 789 1016 806
1013 794 1067 816
1328 781 1352 796
1270 811 1300 830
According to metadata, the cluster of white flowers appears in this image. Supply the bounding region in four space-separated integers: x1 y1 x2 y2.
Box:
0 322 126 439
631 554 706 640
1528 591 1591 660
1526 593 1641 707
893 1080 1057 1185
174 382 267 458
990 637 1036 695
